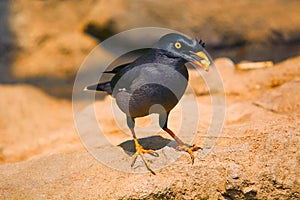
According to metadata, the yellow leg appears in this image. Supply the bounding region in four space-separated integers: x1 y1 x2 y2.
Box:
176 144 202 164
163 127 202 164
131 138 156 175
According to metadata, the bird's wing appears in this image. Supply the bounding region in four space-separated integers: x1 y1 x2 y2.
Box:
109 48 158 92
103 48 150 74
103 63 131 74
84 81 113 94
110 63 142 92
84 49 152 94
84 62 134 94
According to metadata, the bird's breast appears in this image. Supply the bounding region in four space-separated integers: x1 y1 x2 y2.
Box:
114 64 188 118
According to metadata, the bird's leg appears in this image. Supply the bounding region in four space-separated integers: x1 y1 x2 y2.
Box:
127 116 156 175
163 127 202 164
159 113 202 164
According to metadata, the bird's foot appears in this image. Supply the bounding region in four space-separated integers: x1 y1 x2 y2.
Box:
176 144 202 164
131 139 157 175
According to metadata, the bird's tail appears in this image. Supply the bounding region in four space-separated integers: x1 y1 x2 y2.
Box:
84 81 112 95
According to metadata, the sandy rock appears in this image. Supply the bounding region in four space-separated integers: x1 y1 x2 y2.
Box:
225 101 280 125
1 64 300 198
0 114 299 199
215 56 300 97
190 56 300 98
0 84 81 163
1 54 300 198
254 79 300 114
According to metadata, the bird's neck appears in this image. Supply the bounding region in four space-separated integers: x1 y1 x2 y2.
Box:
153 49 189 80
134 48 188 79
135 48 186 67
154 49 186 66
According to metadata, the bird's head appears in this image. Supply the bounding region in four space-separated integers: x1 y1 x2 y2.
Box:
156 33 212 71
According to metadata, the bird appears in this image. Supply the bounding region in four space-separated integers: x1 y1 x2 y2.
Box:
85 33 211 174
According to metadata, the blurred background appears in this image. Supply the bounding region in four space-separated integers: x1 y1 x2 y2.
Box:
1 0 300 99
1 1 300 198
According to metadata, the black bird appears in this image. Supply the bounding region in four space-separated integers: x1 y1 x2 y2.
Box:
85 33 211 174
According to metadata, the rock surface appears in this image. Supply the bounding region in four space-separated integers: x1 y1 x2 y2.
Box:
1 56 300 199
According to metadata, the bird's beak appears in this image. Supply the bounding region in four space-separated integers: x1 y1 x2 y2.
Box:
189 51 210 72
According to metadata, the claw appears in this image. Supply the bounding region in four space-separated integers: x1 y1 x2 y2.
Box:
176 144 202 164
131 138 157 175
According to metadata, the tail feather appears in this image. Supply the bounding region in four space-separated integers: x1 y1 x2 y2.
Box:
84 81 112 94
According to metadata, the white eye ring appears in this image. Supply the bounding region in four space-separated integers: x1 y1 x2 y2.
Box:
174 42 181 49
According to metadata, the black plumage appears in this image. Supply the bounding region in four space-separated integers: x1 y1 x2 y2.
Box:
85 33 211 174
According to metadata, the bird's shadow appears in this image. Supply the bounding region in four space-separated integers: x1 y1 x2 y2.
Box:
118 135 178 156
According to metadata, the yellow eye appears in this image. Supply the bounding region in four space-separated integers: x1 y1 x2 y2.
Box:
174 42 181 49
